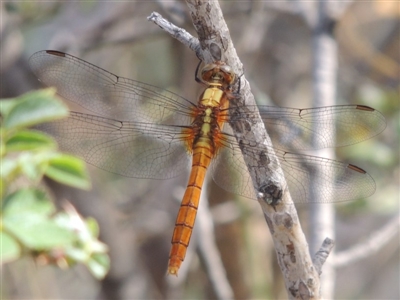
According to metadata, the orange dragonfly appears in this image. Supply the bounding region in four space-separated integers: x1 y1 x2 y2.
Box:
29 50 386 276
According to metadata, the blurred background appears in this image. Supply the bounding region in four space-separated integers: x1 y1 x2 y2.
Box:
1 1 399 299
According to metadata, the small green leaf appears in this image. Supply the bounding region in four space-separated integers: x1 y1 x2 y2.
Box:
86 217 100 238
2 188 55 216
45 154 91 190
6 130 56 151
0 231 21 263
0 134 5 156
2 189 75 250
0 99 17 116
64 248 88 262
18 152 43 180
87 253 110 279
0 157 18 179
3 88 68 130
88 240 108 253
0 178 4 200
3 214 75 250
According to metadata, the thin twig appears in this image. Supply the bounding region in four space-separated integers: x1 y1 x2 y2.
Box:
333 214 399 267
147 12 201 58
313 238 335 275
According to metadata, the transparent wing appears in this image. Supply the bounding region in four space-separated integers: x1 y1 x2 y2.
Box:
227 105 386 150
211 124 375 203
29 50 379 201
29 50 195 125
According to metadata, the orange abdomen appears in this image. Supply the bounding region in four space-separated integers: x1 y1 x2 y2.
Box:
167 143 213 276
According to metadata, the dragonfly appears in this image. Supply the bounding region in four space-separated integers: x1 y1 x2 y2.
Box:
29 50 386 276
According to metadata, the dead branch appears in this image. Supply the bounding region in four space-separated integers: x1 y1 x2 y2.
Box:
149 1 326 298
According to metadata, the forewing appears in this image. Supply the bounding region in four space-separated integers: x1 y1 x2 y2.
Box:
29 50 194 126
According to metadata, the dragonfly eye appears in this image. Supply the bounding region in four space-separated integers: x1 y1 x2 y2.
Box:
201 62 236 86
200 63 217 79
219 65 236 85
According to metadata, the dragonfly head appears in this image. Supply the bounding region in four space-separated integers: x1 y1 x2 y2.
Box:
200 61 236 88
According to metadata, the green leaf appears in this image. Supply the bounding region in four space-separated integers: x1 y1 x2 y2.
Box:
18 152 44 180
3 214 75 250
6 130 56 152
0 99 17 116
64 248 88 262
86 217 100 238
0 137 5 156
0 157 18 180
86 253 110 279
45 154 91 190
2 189 74 250
87 239 108 253
0 178 4 200
3 88 68 130
0 231 21 263
2 188 55 216
3 206 76 251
